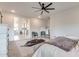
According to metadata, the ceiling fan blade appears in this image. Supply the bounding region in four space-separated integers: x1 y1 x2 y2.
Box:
45 3 52 8
46 8 55 10
39 2 42 7
44 10 49 13
41 11 43 15
32 7 40 9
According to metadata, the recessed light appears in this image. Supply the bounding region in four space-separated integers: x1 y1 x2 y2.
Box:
11 10 15 13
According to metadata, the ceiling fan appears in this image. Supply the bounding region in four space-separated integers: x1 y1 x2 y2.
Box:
32 2 55 15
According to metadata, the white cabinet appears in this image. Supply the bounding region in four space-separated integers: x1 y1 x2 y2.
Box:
0 24 8 57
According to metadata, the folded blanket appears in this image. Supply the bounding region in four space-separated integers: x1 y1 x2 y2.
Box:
24 39 45 47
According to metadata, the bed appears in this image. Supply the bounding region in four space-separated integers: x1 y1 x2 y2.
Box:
15 39 46 57
32 36 79 57
14 36 79 57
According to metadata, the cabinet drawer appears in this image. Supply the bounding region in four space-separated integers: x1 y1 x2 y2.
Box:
0 54 7 57
0 30 7 34
0 49 8 54
0 44 8 55
0 39 8 49
0 34 7 39
0 26 8 34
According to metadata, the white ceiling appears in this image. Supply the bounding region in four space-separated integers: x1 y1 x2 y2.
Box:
0 2 79 18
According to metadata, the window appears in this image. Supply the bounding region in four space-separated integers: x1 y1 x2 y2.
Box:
13 16 19 41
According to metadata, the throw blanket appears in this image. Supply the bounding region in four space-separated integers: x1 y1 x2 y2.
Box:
24 39 45 47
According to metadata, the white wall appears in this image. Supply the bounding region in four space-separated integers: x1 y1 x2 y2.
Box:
50 6 79 39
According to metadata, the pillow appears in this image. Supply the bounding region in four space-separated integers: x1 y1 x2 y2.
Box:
46 37 78 51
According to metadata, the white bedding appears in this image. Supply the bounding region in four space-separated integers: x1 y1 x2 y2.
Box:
15 39 44 57
32 43 79 57
14 36 79 57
